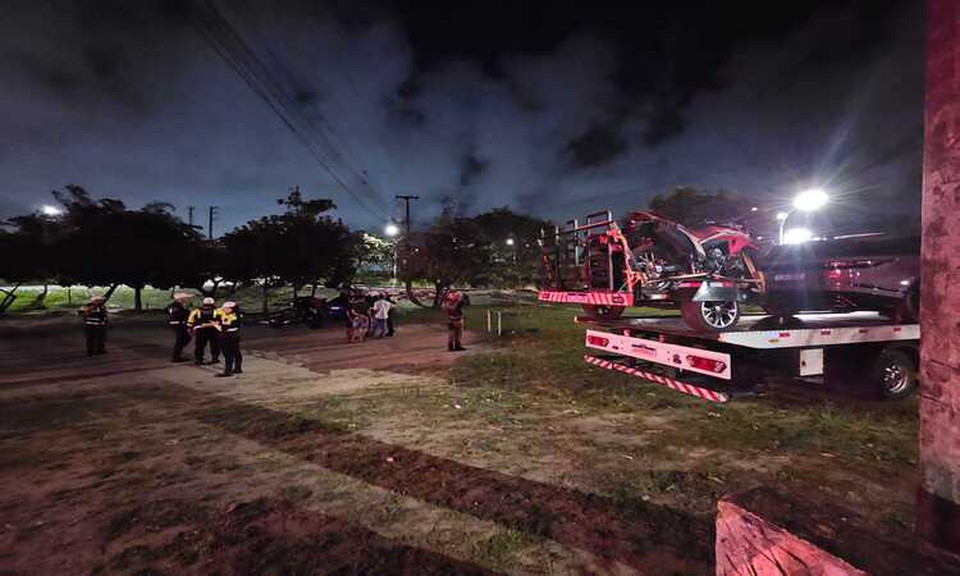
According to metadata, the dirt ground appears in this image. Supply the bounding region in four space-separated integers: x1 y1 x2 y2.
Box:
0 309 924 575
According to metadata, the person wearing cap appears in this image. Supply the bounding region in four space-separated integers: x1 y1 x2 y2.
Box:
187 296 221 365
167 293 193 362
215 301 243 377
79 295 108 356
442 290 468 352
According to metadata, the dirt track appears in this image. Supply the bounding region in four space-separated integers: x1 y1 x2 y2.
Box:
0 316 715 575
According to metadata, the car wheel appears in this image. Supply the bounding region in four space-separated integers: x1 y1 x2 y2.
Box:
874 347 918 400
680 298 740 332
581 305 625 319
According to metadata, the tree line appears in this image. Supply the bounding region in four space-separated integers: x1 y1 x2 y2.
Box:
0 185 550 313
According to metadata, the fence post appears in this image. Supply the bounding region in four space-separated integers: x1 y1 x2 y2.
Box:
497 311 502 337
486 308 492 333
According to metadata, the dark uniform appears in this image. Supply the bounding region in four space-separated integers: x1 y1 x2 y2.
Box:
442 293 467 351
80 300 108 356
385 294 397 337
167 300 191 362
188 305 221 364
216 305 242 377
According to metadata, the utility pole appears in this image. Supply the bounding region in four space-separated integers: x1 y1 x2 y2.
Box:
395 195 419 236
395 195 420 302
208 206 219 240
187 206 194 228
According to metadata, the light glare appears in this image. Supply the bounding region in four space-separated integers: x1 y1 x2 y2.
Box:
793 188 828 212
782 227 814 245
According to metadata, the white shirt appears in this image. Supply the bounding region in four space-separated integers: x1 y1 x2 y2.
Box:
372 299 393 320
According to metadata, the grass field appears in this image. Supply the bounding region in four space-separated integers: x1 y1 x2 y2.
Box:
454 303 919 522
0 296 922 573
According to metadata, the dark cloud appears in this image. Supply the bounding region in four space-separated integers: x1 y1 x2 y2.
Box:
458 151 487 187
564 122 628 168
0 0 923 234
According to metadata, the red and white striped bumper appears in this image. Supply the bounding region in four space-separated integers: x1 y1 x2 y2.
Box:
584 354 729 403
538 291 633 307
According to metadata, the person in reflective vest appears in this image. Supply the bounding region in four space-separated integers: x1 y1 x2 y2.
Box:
187 297 221 365
167 293 193 362
79 295 108 356
215 301 243 377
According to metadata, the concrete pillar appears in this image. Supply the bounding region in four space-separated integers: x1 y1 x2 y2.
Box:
918 0 960 554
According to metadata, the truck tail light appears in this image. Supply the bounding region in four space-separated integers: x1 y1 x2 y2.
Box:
587 335 610 347
686 355 727 374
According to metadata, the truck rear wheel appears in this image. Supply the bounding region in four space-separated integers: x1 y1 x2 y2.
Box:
680 298 740 332
874 347 918 400
581 305 625 319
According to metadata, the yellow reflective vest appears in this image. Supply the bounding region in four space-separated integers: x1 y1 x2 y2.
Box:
187 306 221 330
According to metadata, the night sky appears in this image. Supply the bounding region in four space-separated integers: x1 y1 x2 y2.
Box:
0 0 923 234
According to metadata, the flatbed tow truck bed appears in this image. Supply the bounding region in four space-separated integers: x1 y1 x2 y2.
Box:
577 312 920 403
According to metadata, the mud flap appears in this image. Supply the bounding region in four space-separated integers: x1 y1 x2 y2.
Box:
692 282 749 303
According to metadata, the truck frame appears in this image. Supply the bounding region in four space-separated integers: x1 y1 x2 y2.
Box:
538 209 762 327
577 311 920 403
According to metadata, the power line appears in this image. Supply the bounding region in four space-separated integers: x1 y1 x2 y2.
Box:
191 0 388 221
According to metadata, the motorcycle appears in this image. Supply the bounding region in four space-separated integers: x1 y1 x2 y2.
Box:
622 211 763 331
267 296 326 329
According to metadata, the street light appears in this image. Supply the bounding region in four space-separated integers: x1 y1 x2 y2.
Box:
505 237 515 246
384 223 400 237
778 189 829 244
792 188 828 212
40 205 62 217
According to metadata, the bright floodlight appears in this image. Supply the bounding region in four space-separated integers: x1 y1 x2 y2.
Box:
505 238 515 246
384 223 400 237
40 204 62 217
782 227 814 245
793 188 828 212
775 211 789 221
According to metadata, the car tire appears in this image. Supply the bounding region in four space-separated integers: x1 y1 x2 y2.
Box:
581 305 625 319
680 297 740 332
874 347 918 400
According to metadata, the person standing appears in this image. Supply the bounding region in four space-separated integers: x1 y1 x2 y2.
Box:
79 295 108 356
442 291 468 352
385 293 397 337
215 301 243 377
167 293 193 362
371 293 393 339
188 297 221 365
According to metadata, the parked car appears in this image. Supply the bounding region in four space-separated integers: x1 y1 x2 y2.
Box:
759 234 920 321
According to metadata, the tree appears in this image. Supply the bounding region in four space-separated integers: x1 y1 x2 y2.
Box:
44 186 205 311
0 210 63 309
355 233 395 275
647 186 751 226
222 191 356 312
401 207 552 304
404 207 492 306
469 207 552 288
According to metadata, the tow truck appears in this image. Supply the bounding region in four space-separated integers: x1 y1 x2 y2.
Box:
577 311 920 403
